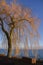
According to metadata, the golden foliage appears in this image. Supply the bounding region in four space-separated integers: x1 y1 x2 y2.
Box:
0 0 40 57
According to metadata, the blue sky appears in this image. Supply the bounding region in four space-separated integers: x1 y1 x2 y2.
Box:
0 0 43 48
17 0 43 46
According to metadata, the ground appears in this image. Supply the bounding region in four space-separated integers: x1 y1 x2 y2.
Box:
0 54 43 65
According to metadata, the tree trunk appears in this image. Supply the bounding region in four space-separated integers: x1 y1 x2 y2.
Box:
7 36 12 58
2 29 12 58
0 18 12 58
2 27 12 58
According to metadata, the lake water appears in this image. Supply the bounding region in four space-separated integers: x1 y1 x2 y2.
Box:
0 49 43 60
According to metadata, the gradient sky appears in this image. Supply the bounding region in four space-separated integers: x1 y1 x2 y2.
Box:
0 0 43 48
18 0 43 46
7 0 43 46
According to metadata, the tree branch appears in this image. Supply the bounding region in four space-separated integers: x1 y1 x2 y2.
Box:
0 18 9 40
0 18 12 57
8 18 31 26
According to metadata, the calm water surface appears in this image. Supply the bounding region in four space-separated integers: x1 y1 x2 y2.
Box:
0 49 43 60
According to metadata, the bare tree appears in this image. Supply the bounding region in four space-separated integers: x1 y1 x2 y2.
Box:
0 0 40 58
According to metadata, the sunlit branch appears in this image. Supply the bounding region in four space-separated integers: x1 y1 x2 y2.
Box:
8 18 31 26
